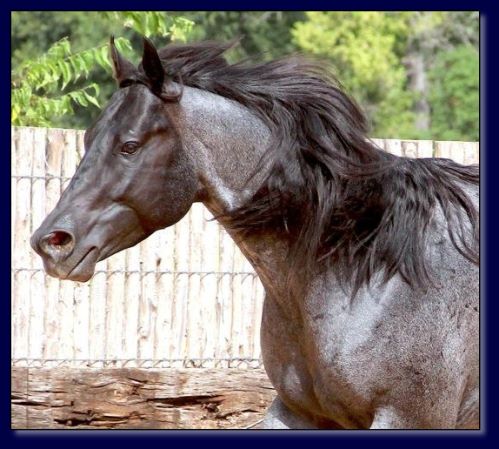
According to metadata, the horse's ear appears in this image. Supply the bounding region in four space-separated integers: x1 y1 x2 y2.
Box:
141 37 165 93
109 36 137 86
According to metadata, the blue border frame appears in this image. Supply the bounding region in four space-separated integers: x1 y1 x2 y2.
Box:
4 2 496 447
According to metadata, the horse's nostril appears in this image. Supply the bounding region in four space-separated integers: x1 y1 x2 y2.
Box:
40 230 75 257
47 231 72 247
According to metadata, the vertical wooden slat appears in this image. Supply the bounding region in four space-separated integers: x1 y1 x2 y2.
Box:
200 206 219 366
76 130 85 163
231 239 245 361
401 140 418 158
106 251 126 360
436 141 449 162
169 225 180 362
73 281 90 360
464 142 479 165
171 213 190 361
57 130 77 361
72 131 90 361
89 259 107 361
43 129 63 360
188 204 204 360
11 129 17 360
241 253 257 360
253 278 265 360
29 128 47 360
218 226 234 361
402 140 433 158
154 227 175 361
434 141 471 164
138 233 158 360
213 216 224 363
384 139 403 157
11 129 19 359
123 243 140 361
11 128 17 260
370 138 385 151
434 141 448 159
13 127 34 360
450 142 465 164
243 252 262 358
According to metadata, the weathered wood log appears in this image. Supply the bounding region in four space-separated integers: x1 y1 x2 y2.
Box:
11 367 275 429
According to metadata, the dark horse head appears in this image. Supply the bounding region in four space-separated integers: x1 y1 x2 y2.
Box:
32 37 478 293
31 38 205 281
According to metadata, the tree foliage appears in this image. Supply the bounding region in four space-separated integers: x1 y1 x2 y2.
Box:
11 11 478 141
291 11 479 140
180 11 304 61
11 12 194 128
429 45 479 141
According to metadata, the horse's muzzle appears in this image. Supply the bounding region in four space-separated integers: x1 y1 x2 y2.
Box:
31 227 99 282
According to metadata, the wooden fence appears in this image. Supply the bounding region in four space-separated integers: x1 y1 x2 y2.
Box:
11 127 479 428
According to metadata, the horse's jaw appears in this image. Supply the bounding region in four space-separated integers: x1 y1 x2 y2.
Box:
37 246 100 283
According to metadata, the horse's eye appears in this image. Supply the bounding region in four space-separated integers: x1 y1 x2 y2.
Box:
121 141 140 155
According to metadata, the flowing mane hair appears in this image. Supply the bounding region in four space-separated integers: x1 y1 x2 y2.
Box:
156 41 479 294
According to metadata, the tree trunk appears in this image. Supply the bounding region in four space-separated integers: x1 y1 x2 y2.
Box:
405 51 430 133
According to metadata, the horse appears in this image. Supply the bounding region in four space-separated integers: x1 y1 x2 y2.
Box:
30 37 479 429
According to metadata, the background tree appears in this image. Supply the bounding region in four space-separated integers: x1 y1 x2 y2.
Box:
177 11 304 61
401 11 478 139
292 12 416 138
291 11 479 140
11 11 479 141
429 45 479 141
11 12 193 128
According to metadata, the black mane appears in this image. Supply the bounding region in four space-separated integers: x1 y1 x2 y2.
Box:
157 41 479 294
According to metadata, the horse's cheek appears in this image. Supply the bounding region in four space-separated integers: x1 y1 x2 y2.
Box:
139 161 198 229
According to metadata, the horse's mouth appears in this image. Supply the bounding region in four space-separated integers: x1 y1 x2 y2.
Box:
44 247 100 282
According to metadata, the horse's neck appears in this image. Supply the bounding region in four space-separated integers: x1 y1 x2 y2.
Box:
207 203 291 298
177 85 270 201
177 86 292 298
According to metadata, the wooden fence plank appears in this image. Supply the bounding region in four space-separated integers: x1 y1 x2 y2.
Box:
43 129 64 360
383 139 403 157
11 128 17 258
434 140 479 165
13 127 34 360
402 140 433 158
89 261 108 361
154 227 174 361
200 207 219 366
465 142 480 165
138 236 158 360
11 129 18 363
219 227 235 360
11 129 18 360
124 244 141 361
107 251 126 360
29 128 47 360
188 204 204 360
57 129 77 360
171 214 190 361
72 131 90 360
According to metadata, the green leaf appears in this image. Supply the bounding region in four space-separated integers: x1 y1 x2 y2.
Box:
100 45 111 68
59 61 72 90
84 91 100 108
11 11 198 127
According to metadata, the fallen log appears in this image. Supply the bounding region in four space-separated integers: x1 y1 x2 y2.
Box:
11 367 275 429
